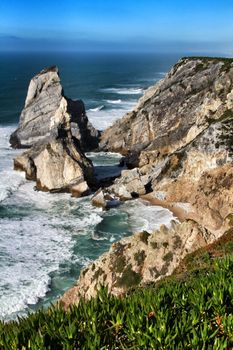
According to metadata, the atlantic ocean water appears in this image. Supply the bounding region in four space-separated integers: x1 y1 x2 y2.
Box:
0 52 180 320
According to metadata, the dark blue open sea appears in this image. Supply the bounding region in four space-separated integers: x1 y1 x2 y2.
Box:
0 52 179 320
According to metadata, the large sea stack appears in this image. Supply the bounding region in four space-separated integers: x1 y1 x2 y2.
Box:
62 57 233 307
10 66 99 151
11 66 99 195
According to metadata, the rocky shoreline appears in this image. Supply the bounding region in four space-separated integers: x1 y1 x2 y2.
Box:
11 57 233 308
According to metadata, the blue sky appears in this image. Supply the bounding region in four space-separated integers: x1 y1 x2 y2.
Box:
0 0 233 53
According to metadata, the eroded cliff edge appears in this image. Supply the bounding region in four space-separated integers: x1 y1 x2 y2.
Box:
96 57 233 233
61 57 233 307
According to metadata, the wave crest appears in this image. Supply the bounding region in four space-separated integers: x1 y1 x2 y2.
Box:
100 87 143 95
88 105 105 112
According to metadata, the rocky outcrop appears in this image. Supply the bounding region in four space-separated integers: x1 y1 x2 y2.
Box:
61 219 213 307
161 164 233 233
97 57 233 233
14 137 93 193
12 69 96 193
10 66 99 151
100 57 233 157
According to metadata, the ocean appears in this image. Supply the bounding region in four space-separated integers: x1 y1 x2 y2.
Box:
0 52 180 320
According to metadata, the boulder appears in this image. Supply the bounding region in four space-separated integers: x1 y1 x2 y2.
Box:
91 189 121 209
71 181 90 198
91 189 107 208
14 133 93 193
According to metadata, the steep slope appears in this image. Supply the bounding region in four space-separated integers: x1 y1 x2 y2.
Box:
100 57 233 158
97 57 233 233
61 219 212 306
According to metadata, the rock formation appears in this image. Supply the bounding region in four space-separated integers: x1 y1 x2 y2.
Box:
62 57 233 307
96 57 233 233
61 219 213 307
100 57 233 156
12 66 98 194
10 66 99 151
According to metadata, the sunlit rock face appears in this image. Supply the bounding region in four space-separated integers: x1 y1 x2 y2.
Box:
98 57 233 232
10 66 99 151
100 57 233 158
12 67 96 193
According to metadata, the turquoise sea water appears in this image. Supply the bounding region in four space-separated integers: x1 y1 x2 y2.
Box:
0 52 179 320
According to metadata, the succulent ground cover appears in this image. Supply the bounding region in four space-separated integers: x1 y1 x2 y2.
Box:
0 229 233 349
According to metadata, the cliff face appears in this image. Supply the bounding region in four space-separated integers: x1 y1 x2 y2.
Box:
10 66 99 151
100 57 233 157
12 67 96 194
98 57 233 233
62 57 233 307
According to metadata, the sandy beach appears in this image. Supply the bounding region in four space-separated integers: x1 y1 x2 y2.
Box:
140 193 196 223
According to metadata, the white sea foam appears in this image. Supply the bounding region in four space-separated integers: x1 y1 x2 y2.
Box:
0 216 73 319
88 105 105 112
100 87 143 95
87 109 124 130
0 170 25 202
105 99 122 104
87 101 137 130
124 199 177 233
0 184 104 319
0 126 25 202
86 151 122 159
0 125 14 149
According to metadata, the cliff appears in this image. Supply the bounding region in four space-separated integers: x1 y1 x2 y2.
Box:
62 57 233 306
97 57 233 233
100 57 233 157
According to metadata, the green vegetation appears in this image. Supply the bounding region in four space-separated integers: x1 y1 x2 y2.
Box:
1 258 233 349
150 240 158 249
134 250 146 266
1 229 233 349
207 109 233 124
182 56 233 64
162 251 173 263
115 264 142 288
220 109 233 121
112 255 126 273
226 214 233 227
195 62 206 72
138 230 150 244
173 56 233 74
